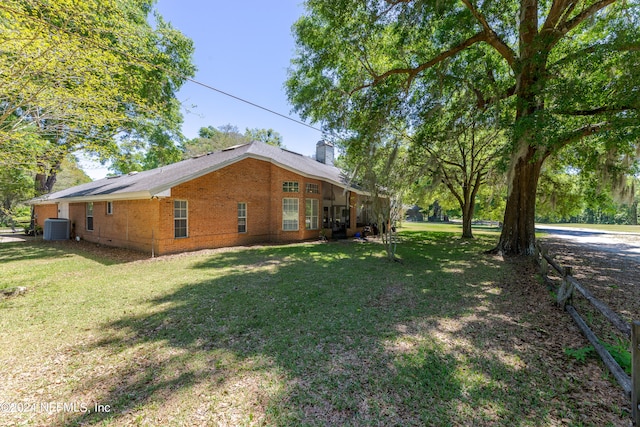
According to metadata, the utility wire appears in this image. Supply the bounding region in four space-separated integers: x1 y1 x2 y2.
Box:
2 1 323 134
184 77 322 132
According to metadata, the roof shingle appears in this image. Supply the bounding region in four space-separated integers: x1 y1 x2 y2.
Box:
33 141 360 204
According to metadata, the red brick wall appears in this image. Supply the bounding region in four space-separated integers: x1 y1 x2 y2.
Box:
155 159 325 254
67 199 159 254
33 158 361 255
33 205 58 227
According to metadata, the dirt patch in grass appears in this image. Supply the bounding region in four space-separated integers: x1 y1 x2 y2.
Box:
19 238 326 265
540 236 639 325
491 258 630 425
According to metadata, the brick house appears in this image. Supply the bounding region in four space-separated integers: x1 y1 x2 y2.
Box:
31 141 374 255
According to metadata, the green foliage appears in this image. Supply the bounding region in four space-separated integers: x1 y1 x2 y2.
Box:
55 156 92 192
183 124 249 157
287 0 640 254
412 92 509 236
0 0 196 188
564 346 595 363
245 128 284 147
536 147 640 224
564 340 631 375
603 340 632 375
475 185 508 222
183 125 285 158
0 155 90 228
536 158 585 221
0 169 34 208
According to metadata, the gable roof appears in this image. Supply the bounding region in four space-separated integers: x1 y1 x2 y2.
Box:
32 141 362 204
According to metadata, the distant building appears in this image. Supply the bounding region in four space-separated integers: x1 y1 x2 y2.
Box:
405 205 424 222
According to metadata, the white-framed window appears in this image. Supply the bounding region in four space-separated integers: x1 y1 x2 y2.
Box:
306 183 319 194
174 200 188 238
238 202 247 233
306 199 319 230
282 198 299 231
86 202 94 231
282 181 299 193
106 201 113 215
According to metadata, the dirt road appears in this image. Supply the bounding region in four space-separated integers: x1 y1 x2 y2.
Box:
536 225 640 264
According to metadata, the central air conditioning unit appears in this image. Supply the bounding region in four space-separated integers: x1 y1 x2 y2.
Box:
43 218 70 241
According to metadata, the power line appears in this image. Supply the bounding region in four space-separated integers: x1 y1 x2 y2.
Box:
2 1 323 134
184 77 322 132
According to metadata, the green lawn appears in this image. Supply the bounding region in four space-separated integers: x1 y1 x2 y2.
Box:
0 224 627 426
402 221 503 235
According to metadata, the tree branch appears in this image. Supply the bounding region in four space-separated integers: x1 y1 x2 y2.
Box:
439 164 465 205
541 0 574 33
549 41 640 69
471 82 516 109
558 0 617 38
350 0 519 96
556 121 612 150
377 0 412 19
554 105 638 116
350 32 488 95
460 0 517 67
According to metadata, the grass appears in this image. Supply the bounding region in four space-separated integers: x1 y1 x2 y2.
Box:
0 223 626 426
403 221 502 236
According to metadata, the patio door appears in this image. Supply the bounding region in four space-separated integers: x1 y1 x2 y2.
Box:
331 205 348 238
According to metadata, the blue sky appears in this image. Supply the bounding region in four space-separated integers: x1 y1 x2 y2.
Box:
83 0 321 179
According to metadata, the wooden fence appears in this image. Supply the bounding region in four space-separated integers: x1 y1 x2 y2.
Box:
535 242 639 425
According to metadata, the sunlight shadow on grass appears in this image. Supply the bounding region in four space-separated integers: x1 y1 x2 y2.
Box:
51 239 461 425
0 242 73 263
1 223 630 425
11 226 579 425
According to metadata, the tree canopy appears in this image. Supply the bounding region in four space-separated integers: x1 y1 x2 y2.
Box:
183 125 284 159
0 0 196 192
287 0 640 255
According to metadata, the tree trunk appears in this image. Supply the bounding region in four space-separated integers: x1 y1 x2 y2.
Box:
462 212 474 238
461 195 474 239
496 146 545 255
34 156 64 195
35 171 58 195
30 160 61 234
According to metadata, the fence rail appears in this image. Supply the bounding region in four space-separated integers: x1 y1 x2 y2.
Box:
535 242 639 425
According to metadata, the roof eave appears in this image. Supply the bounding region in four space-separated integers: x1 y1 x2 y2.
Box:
29 191 155 205
249 154 369 195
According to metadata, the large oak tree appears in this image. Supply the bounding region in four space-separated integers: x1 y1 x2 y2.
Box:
0 0 195 193
287 0 639 255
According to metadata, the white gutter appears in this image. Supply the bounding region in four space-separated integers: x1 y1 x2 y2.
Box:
27 190 160 205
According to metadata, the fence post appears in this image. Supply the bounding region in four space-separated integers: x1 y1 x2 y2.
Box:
539 246 549 276
557 266 574 307
633 321 640 425
541 257 548 277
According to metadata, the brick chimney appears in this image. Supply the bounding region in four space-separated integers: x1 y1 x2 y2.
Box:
316 140 334 166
